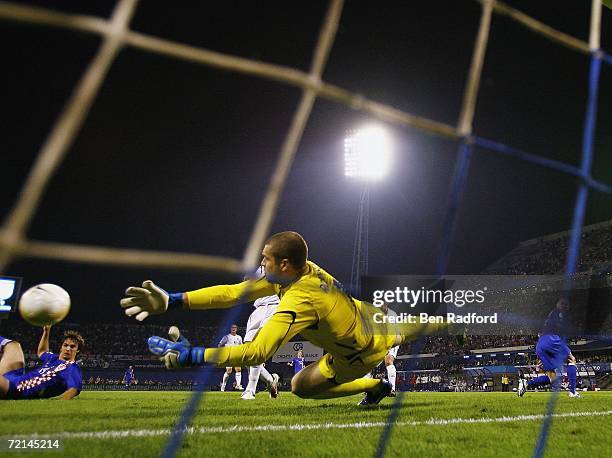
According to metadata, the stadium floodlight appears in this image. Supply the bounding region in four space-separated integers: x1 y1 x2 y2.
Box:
345 125 392 294
344 126 392 180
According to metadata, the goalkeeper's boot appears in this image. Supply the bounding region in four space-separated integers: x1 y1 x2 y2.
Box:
358 379 392 406
269 373 280 399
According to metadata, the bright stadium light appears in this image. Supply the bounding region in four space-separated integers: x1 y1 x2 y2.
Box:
344 126 392 180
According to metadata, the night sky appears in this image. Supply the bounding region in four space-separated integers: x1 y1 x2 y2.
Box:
1 0 611 326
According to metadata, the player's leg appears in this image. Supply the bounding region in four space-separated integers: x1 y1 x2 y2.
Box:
0 338 25 398
258 364 273 385
291 353 384 401
0 374 9 398
243 364 262 399
520 336 560 396
0 338 25 375
532 338 566 390
385 347 398 396
221 367 232 391
566 352 580 397
527 370 556 390
258 364 279 398
241 312 261 397
566 363 578 396
294 333 397 402
234 367 243 390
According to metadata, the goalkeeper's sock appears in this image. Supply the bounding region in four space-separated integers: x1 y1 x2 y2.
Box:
528 375 551 389
386 364 397 391
247 365 261 393
222 372 230 388
259 365 273 385
567 364 577 394
307 377 382 399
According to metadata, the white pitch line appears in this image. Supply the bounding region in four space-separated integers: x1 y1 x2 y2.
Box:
4 410 611 440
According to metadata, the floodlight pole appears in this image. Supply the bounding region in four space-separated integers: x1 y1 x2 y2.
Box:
350 182 370 295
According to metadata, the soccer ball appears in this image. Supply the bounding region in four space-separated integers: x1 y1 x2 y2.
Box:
19 284 71 327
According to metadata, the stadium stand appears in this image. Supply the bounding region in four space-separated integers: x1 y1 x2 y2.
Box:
3 222 609 392
483 219 612 275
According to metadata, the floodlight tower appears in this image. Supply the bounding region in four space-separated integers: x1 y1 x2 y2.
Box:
344 126 392 295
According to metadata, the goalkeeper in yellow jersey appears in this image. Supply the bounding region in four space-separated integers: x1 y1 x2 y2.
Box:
120 231 445 404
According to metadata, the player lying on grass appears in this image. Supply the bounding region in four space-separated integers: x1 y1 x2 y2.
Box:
0 326 83 400
121 231 446 405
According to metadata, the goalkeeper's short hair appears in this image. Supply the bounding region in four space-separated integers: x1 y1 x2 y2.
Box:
265 231 308 268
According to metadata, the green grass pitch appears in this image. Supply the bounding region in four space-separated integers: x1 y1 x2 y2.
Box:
1 391 610 457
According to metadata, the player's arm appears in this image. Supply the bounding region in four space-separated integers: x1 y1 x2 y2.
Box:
149 290 317 368
60 388 79 400
37 325 51 357
204 301 316 367
186 279 276 310
121 278 276 321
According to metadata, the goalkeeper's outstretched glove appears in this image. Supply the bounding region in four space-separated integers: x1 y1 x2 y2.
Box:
120 280 184 321
148 326 205 369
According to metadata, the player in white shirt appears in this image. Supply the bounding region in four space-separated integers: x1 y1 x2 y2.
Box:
240 291 281 400
360 303 400 400
218 324 243 391
381 303 400 396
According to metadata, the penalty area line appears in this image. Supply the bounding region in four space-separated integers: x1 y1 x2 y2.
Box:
4 410 611 440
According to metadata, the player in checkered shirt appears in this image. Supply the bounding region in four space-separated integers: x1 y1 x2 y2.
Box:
0 326 83 400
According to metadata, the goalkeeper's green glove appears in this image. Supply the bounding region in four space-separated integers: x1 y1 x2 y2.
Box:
120 280 184 321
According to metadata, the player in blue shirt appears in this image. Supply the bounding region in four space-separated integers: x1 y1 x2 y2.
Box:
517 297 578 397
288 349 305 374
0 326 83 400
123 365 135 390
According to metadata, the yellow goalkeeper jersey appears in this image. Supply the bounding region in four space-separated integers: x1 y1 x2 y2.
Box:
187 261 392 367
